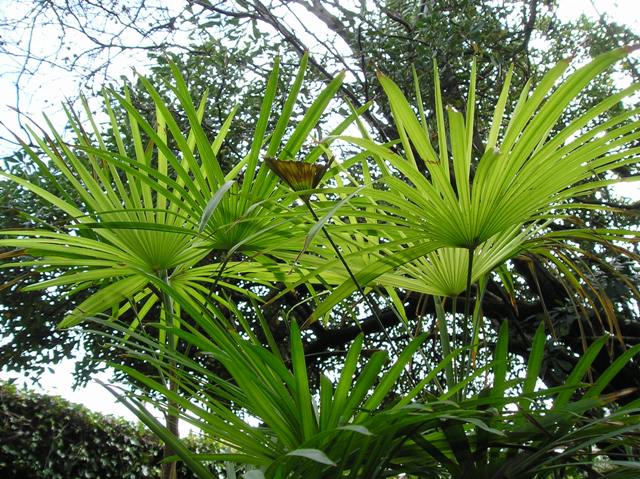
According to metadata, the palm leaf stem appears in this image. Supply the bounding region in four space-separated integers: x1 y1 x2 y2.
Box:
469 277 487 373
193 255 231 323
461 246 475 396
434 295 456 391
161 269 176 354
304 201 398 356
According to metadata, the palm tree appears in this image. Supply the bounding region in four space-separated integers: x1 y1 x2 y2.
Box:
106 47 640 478
3 47 640 478
289 48 640 380
0 54 360 479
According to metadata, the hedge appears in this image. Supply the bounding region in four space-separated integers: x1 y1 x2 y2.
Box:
0 382 221 478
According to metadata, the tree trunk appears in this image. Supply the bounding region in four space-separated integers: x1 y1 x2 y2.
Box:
160 270 179 479
161 399 179 479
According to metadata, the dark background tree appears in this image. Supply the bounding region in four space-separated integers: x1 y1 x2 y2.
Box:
1 0 639 398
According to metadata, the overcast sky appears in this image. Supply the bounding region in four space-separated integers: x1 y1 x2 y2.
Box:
1 0 639 424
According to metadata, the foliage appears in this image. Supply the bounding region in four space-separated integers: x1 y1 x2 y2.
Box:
0 52 358 478
109 297 640 478
0 52 350 366
1 3 640 477
0 35 297 384
242 41 640 416
0 150 86 380
2 1 640 395
0 381 221 478
273 48 640 337
2 46 639 477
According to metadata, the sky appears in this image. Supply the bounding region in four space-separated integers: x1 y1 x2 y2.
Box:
0 0 639 425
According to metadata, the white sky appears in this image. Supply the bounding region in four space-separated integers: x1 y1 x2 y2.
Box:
0 0 639 425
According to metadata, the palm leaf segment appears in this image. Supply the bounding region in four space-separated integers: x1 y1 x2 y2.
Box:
302 47 640 318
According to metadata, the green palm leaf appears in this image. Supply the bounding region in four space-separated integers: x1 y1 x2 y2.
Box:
294 47 640 322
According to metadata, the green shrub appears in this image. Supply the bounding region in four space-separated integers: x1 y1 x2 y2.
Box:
0 382 218 478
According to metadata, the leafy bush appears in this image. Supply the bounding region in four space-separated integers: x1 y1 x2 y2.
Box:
0 382 218 479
